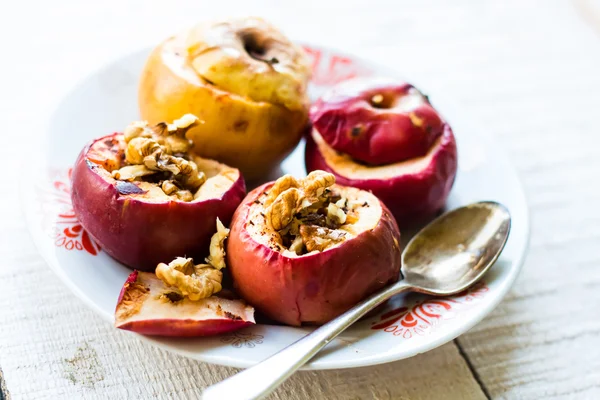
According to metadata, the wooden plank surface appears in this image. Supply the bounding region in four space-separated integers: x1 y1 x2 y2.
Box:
449 1 600 398
0 0 599 398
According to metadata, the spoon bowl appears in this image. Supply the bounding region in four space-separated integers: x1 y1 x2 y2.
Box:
402 201 511 295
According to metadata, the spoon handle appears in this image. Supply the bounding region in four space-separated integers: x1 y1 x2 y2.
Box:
202 280 412 400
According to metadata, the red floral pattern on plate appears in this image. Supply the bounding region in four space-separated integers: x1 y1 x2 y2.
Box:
303 45 372 86
371 281 489 339
37 168 100 255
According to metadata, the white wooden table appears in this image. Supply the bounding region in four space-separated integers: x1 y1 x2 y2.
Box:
2 0 600 398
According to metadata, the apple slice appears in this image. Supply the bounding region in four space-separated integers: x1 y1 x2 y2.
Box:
115 271 255 336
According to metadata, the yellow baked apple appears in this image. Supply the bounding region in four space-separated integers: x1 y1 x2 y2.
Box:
139 17 311 180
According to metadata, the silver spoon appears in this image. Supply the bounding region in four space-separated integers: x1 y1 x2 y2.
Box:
203 201 511 400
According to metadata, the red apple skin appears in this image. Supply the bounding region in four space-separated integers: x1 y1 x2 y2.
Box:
118 319 250 337
115 271 254 336
305 124 457 227
227 183 402 326
310 79 444 165
71 134 246 271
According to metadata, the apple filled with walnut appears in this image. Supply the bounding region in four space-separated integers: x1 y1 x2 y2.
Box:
115 220 255 336
306 77 458 226
227 171 402 326
71 115 245 271
139 17 312 180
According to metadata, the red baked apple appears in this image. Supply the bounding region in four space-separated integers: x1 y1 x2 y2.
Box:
227 171 401 326
115 270 255 336
306 77 457 225
71 115 246 271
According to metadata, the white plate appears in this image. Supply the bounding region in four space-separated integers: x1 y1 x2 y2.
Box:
22 43 529 370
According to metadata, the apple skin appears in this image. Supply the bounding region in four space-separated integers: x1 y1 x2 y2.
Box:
305 124 457 227
310 78 444 165
71 133 246 271
115 271 255 336
227 183 402 326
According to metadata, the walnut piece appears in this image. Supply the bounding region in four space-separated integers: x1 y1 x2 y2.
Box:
175 190 193 202
288 235 304 255
261 171 356 254
327 198 347 225
112 115 206 200
302 170 336 200
299 225 346 252
266 187 302 230
264 175 300 207
205 218 230 270
265 171 337 231
154 218 229 300
156 257 223 301
123 120 152 142
125 137 161 165
161 180 178 195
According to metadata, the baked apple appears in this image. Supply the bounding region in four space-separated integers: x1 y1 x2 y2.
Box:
227 171 401 326
71 115 246 271
139 17 311 180
306 77 458 225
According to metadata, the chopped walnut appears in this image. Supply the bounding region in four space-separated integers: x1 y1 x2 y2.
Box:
265 171 336 231
264 175 300 207
173 158 206 191
260 171 357 255
161 180 178 195
346 199 365 210
155 257 223 301
165 113 200 153
175 190 193 202
205 218 230 270
111 115 206 200
327 200 347 226
125 137 161 165
299 225 346 252
154 219 230 300
280 215 303 237
123 120 152 142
